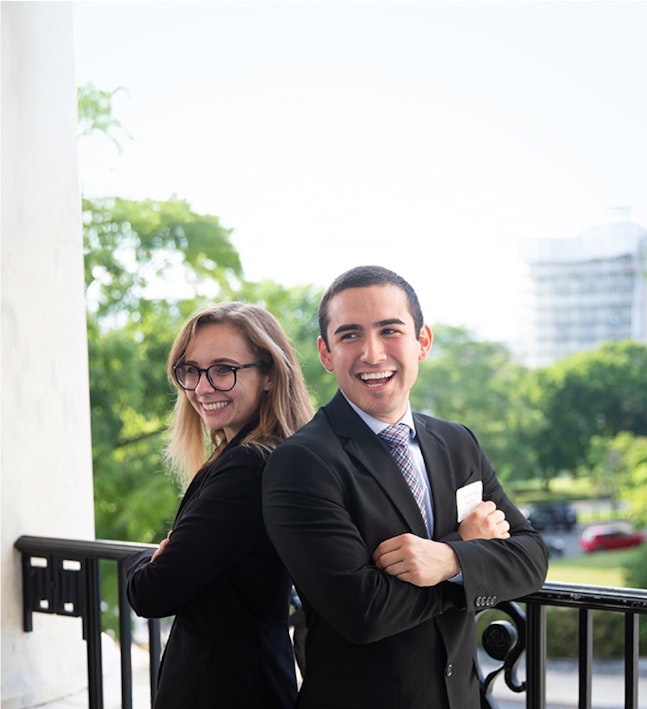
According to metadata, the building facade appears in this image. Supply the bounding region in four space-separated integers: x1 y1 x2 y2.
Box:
520 218 647 368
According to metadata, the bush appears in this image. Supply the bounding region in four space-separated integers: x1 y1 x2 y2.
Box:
625 544 647 589
546 607 646 659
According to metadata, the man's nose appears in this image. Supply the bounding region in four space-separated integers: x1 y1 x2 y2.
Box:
361 334 386 363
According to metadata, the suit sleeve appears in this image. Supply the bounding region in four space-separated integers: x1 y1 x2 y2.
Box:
125 445 266 618
441 424 549 609
262 441 464 645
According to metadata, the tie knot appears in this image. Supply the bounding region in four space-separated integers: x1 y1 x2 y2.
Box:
378 423 410 449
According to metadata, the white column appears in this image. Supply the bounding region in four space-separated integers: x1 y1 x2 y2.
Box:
1 3 96 706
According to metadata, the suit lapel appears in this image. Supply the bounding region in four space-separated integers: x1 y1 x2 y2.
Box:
324 392 428 537
414 413 457 538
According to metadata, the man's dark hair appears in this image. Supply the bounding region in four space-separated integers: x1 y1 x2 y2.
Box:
318 265 424 348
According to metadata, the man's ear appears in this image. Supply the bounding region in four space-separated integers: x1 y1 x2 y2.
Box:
317 336 334 372
418 324 433 361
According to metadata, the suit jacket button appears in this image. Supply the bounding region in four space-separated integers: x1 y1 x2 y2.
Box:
475 596 483 607
446 663 453 677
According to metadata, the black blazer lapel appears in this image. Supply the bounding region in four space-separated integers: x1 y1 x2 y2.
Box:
414 414 458 539
323 391 429 537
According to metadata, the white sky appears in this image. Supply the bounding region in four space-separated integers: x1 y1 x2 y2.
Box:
72 1 647 344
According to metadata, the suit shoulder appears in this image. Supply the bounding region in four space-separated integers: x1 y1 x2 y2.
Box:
205 441 267 472
414 412 480 445
274 408 333 450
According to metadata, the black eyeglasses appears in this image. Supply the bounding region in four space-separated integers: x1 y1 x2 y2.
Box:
173 361 262 392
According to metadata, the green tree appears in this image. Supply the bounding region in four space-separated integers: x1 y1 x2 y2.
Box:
84 193 244 543
528 341 647 482
89 304 182 542
84 196 242 319
237 279 335 408
588 432 647 526
77 83 129 149
411 325 535 484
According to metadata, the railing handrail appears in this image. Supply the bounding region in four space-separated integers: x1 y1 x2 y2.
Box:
15 535 647 607
523 580 647 612
15 534 157 561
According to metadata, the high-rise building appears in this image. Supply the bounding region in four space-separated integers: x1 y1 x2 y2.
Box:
520 216 647 368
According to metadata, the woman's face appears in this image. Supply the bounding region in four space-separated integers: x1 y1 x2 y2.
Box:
182 322 272 441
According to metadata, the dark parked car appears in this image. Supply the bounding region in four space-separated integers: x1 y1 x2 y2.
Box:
542 535 565 557
527 503 577 531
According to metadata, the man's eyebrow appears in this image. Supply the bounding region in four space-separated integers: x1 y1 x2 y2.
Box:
332 318 406 336
375 318 406 328
333 323 361 336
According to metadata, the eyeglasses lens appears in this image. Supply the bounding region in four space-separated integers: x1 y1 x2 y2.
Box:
175 365 236 391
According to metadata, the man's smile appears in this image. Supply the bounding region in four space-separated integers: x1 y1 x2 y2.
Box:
358 371 395 387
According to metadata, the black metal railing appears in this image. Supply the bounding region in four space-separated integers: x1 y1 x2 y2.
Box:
14 535 647 709
523 583 647 709
15 536 161 709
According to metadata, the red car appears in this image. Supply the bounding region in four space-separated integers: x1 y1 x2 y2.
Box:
579 522 645 553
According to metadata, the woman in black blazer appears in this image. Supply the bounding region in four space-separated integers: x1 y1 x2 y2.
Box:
125 302 313 708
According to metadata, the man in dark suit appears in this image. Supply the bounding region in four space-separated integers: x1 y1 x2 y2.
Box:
263 265 549 708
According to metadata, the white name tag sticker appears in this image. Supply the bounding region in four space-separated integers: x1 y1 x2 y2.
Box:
456 481 483 522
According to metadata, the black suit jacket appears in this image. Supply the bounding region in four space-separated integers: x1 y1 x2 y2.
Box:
263 391 548 708
126 427 297 709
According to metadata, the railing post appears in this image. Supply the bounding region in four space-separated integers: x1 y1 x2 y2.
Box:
578 608 592 709
149 617 162 705
82 557 104 709
624 613 639 709
117 560 134 709
525 601 546 709
20 551 34 632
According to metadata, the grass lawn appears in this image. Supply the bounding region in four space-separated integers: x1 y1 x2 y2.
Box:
546 548 638 587
508 475 597 505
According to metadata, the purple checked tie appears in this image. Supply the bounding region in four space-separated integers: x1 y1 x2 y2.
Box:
378 423 428 529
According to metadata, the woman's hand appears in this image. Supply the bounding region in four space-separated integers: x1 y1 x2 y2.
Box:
151 530 172 561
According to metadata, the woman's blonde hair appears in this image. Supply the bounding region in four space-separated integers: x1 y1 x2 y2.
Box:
164 302 313 485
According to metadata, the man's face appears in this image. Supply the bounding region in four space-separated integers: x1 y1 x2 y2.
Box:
318 284 432 423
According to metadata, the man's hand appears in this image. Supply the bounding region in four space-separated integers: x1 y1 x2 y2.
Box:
151 531 172 561
458 501 510 541
372 534 460 587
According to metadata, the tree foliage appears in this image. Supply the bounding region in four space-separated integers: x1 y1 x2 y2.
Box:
77 83 129 150
412 325 537 483
81 173 246 543
83 196 242 319
236 279 336 408
526 341 647 482
588 432 647 526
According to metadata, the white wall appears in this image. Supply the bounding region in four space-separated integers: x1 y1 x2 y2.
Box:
1 2 96 706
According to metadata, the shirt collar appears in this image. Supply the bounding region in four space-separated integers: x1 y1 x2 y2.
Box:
342 392 416 439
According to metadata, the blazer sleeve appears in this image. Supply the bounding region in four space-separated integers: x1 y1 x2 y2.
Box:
125 445 266 618
437 423 549 609
263 439 465 646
